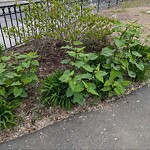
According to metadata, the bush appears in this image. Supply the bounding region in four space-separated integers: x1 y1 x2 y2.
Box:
3 0 113 48
0 49 39 129
41 71 72 110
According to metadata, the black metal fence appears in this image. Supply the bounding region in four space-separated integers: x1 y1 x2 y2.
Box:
0 0 124 49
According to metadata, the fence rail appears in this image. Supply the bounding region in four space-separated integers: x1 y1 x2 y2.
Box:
0 0 124 49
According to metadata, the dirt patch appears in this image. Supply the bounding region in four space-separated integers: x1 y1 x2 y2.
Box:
99 6 150 36
11 38 67 78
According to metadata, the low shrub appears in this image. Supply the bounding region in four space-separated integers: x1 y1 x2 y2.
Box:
0 49 39 129
0 52 39 102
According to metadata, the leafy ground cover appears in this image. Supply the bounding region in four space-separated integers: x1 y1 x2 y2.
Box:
0 0 150 143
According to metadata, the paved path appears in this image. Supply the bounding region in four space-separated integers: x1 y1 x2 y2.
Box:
0 85 150 149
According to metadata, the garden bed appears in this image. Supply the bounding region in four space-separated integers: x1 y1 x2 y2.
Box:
1 0 150 144
0 36 149 143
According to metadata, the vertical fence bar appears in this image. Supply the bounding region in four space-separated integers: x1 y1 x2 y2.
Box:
80 0 83 16
108 0 110 8
19 5 26 38
28 4 34 36
97 0 100 12
0 23 7 49
116 0 118 5
8 6 17 44
2 7 12 48
14 5 22 43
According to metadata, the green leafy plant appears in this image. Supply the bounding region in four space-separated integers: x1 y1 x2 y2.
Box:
41 71 71 110
60 32 150 105
0 52 39 101
0 51 39 129
59 41 108 105
100 20 150 82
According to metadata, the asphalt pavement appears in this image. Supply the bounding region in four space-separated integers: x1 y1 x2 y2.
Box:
0 85 150 149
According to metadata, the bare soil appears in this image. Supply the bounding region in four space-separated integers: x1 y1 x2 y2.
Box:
100 6 150 41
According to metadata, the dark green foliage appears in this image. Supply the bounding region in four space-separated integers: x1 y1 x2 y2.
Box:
41 71 72 110
0 49 39 129
129 45 150 81
0 44 4 55
0 52 39 102
0 98 20 129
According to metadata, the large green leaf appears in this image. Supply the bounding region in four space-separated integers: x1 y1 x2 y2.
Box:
128 70 136 78
87 53 98 60
115 38 125 48
5 72 18 79
67 51 76 57
11 81 22 86
82 64 94 72
0 63 6 74
95 70 107 83
61 45 72 49
1 56 11 62
14 87 23 97
129 55 135 64
21 77 33 85
135 62 144 71
73 41 84 46
31 60 39 66
101 86 111 92
74 61 85 68
121 59 129 68
74 73 92 81
114 86 125 95
101 47 115 57
21 61 30 68
122 80 132 86
73 47 86 52
132 51 142 57
69 81 84 93
59 70 74 82
84 82 99 96
111 63 120 71
73 92 85 106
66 87 73 97
104 80 112 86
87 88 99 96
95 72 104 83
61 59 70 64
0 87 5 96
110 69 122 80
